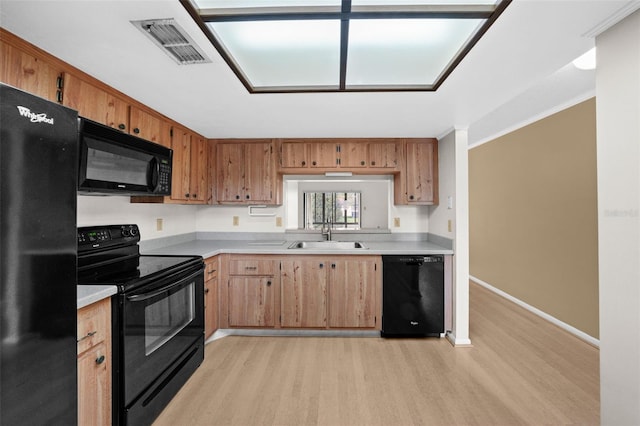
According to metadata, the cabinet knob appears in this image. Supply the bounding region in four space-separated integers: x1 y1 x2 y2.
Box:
312 161 317 166
185 193 190 198
331 263 336 269
267 281 272 286
95 355 105 365
371 161 376 166
319 263 324 269
192 194 197 198
118 123 126 130
360 161 365 165
235 195 240 200
205 288 209 294
409 195 415 200
301 161 306 166
246 195 250 199
133 128 140 134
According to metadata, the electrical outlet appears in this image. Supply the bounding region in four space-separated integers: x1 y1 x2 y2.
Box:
156 218 163 231
233 216 239 226
393 217 400 227
275 216 283 227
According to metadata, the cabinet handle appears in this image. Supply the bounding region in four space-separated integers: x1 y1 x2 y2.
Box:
56 75 64 89
245 266 257 270
371 161 376 166
207 269 216 275
205 288 209 294
77 331 97 343
319 263 324 268
301 161 306 166
192 193 197 198
409 195 415 200
360 161 365 165
95 355 105 365
185 193 190 198
133 128 140 134
331 263 336 269
118 123 126 130
246 195 250 199
235 195 240 200
312 161 317 166
56 90 63 103
267 281 272 286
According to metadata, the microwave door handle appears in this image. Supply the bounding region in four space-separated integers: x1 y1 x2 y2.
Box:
148 157 159 191
126 269 202 302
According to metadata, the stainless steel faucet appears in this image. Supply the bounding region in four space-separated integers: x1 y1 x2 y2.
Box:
321 221 332 241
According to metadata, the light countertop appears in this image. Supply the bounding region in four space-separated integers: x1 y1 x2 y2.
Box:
143 239 453 258
77 285 117 309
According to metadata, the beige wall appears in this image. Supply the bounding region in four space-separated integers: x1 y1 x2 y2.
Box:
469 98 599 339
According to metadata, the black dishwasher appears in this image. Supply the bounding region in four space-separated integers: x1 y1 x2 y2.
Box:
382 255 444 337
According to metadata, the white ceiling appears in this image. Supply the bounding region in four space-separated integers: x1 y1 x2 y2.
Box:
1 0 638 144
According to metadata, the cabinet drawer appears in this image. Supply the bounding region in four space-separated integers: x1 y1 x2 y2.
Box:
205 257 218 280
229 259 276 276
77 299 110 355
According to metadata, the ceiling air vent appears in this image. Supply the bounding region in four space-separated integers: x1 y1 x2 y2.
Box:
131 18 210 65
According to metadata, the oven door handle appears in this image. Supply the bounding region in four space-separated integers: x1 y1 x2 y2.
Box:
126 268 202 302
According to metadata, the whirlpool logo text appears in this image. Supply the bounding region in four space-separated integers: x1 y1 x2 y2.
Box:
16 106 54 125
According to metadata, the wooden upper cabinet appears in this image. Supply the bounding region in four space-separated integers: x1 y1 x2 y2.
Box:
368 141 399 168
0 37 62 102
61 73 128 130
129 106 171 148
280 140 309 168
309 141 339 168
171 125 207 203
339 141 368 168
396 139 439 205
216 140 277 204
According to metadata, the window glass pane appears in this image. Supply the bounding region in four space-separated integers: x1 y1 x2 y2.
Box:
194 0 339 8
144 283 195 356
346 18 483 87
352 0 497 5
304 192 361 230
208 20 341 88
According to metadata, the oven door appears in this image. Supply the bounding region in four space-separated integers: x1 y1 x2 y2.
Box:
121 264 204 406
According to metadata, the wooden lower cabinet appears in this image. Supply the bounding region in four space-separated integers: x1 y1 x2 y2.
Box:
222 254 381 330
280 258 328 328
328 258 378 328
204 256 219 339
77 297 112 426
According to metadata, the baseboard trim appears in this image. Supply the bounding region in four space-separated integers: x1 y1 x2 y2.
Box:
445 331 473 347
470 276 600 348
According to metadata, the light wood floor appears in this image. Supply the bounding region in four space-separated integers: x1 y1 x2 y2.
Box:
154 281 599 425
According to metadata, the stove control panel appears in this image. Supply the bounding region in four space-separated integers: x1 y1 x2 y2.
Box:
78 224 140 252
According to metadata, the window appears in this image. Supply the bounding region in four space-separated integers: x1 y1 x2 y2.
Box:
304 192 361 230
180 0 511 93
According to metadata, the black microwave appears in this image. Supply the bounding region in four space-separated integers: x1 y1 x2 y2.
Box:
78 118 172 196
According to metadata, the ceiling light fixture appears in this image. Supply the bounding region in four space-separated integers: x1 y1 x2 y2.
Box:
180 0 511 93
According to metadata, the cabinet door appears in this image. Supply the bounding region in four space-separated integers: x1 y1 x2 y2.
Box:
369 141 399 168
328 259 377 328
339 141 368 168
217 143 245 202
78 342 111 426
129 106 170 147
280 141 308 168
281 259 327 328
204 257 219 339
309 142 338 168
189 134 208 202
0 41 61 101
62 73 129 130
244 142 273 202
171 127 192 202
405 140 438 204
228 276 275 327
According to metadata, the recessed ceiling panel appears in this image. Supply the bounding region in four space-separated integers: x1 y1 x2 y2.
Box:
207 20 341 89
346 18 483 87
194 0 340 9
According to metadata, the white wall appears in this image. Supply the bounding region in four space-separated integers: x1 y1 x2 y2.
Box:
77 196 198 240
429 129 470 345
596 9 640 425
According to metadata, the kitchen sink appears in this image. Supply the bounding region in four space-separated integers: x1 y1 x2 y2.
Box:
288 241 368 250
